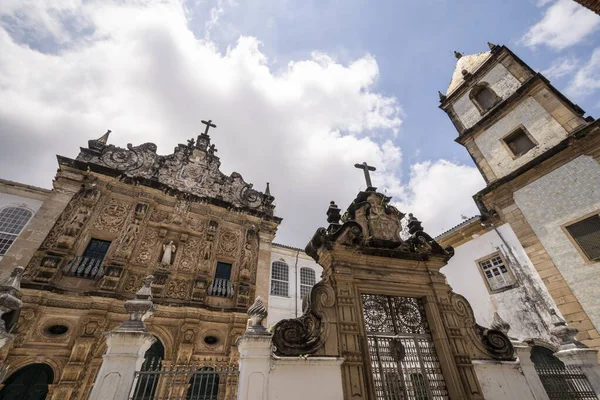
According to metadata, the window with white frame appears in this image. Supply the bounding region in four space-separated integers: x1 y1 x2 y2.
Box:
0 207 33 256
300 267 316 299
270 261 289 297
477 253 515 292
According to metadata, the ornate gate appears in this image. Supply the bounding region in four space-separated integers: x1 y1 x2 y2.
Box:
361 295 448 400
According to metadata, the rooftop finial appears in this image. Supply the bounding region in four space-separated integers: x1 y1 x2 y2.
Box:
246 296 269 335
454 51 463 59
487 42 497 50
117 275 156 332
354 162 377 191
438 91 446 102
98 130 111 144
201 119 217 135
265 182 271 196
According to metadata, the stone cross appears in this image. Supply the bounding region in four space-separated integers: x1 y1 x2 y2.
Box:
354 162 376 188
201 119 217 135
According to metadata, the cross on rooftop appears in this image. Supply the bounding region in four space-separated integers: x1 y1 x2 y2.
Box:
201 119 217 135
354 162 376 190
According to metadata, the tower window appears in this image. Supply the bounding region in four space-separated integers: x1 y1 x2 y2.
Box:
565 214 600 262
0 207 33 255
300 267 316 299
270 261 289 297
215 262 232 280
477 252 516 292
470 83 500 114
502 127 537 158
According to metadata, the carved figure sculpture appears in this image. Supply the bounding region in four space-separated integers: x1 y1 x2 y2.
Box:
161 241 177 265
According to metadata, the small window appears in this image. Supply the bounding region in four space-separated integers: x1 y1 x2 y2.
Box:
503 127 536 158
0 207 33 255
215 262 232 280
83 239 111 262
565 214 600 262
470 83 500 113
270 261 289 297
300 267 316 299
477 253 515 292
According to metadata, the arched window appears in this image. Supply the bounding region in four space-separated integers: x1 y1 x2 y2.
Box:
270 261 289 297
0 363 54 400
470 83 499 114
0 207 33 256
299 267 316 300
131 337 165 400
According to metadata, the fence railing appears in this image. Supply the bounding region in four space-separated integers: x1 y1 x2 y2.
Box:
129 358 238 400
535 363 598 400
64 256 105 280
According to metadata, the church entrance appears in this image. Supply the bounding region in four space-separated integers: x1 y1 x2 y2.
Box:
361 295 448 400
0 363 54 400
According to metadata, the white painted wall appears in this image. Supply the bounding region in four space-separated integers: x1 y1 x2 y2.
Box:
454 63 521 129
268 357 344 400
441 223 557 341
514 155 600 333
474 97 569 179
267 245 323 327
0 183 47 261
472 361 541 400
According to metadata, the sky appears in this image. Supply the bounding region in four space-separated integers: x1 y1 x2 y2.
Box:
0 0 599 248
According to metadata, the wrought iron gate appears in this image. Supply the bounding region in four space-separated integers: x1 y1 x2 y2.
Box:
129 358 238 400
362 294 448 400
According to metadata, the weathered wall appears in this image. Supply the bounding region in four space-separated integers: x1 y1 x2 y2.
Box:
514 155 600 334
454 63 521 129
441 223 557 341
267 245 323 327
474 97 569 179
472 361 539 400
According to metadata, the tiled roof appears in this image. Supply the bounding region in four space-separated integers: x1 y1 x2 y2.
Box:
446 51 492 95
434 215 481 241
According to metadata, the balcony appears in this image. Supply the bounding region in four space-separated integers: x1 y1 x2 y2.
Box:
64 256 105 280
207 278 234 298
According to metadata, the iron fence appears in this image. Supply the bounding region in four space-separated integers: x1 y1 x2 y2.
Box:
535 363 598 400
129 358 238 400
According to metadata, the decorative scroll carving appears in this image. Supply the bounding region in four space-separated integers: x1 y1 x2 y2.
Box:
449 292 515 361
93 198 130 233
240 228 259 280
217 228 240 256
73 135 276 217
305 191 453 262
180 238 200 272
272 280 335 356
135 228 160 265
165 279 189 300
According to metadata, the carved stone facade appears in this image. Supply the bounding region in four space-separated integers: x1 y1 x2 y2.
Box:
0 131 281 399
273 190 514 399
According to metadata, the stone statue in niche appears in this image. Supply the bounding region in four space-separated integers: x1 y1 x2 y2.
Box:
161 241 177 265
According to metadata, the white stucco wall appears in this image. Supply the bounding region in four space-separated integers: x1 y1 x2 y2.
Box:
441 223 557 341
474 97 569 179
268 245 323 327
454 63 521 129
514 155 600 333
0 186 46 261
268 357 344 400
472 361 539 400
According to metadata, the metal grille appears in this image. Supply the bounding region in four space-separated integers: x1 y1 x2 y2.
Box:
535 363 598 400
362 295 448 400
566 214 600 261
270 261 289 297
0 207 33 255
130 358 238 400
299 267 316 299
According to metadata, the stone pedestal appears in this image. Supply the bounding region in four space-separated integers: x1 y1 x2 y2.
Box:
237 335 271 400
555 348 600 397
88 331 156 400
514 343 550 400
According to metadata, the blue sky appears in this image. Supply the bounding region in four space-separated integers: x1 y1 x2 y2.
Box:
1 0 599 246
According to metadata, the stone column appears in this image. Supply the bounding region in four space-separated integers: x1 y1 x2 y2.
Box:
88 276 156 400
549 311 600 396
237 297 271 400
514 342 550 400
0 267 24 354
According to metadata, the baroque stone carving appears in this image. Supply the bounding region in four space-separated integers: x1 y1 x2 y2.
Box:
93 198 130 233
272 280 335 356
135 228 160 266
72 133 276 217
180 238 200 272
161 241 177 265
165 279 189 300
217 228 240 256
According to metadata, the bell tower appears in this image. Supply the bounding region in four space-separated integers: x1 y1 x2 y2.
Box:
439 43 588 184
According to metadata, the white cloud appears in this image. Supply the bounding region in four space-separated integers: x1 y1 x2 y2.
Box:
521 0 600 50
567 47 600 98
542 56 578 79
392 161 486 237
0 0 481 246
